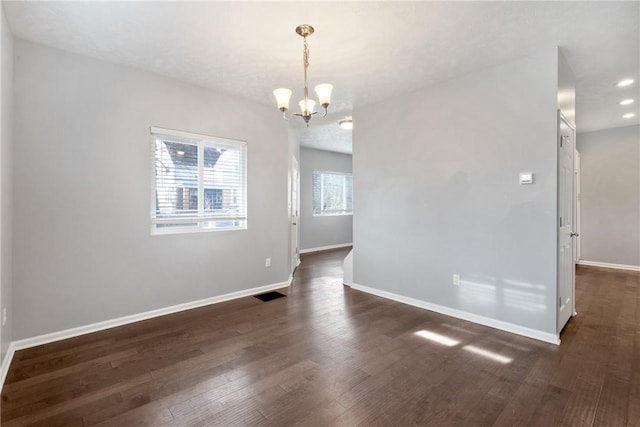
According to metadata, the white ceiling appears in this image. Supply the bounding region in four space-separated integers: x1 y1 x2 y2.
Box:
4 1 639 154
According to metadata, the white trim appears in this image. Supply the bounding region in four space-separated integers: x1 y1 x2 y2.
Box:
150 126 246 148
7 279 292 355
152 215 247 225
577 260 640 272
0 342 17 392
151 223 247 236
300 243 353 254
351 283 560 345
312 212 354 217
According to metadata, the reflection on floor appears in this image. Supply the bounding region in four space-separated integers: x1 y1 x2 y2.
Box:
2 247 638 426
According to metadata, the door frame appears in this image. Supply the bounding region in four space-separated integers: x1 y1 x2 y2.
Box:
574 150 581 263
557 111 577 334
289 155 300 274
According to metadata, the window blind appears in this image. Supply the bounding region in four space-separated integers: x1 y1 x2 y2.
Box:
151 127 247 233
312 171 353 215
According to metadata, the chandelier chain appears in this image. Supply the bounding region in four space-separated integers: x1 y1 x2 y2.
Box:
303 37 310 70
302 36 310 108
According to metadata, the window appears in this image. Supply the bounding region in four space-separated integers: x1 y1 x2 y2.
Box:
151 127 247 234
312 171 353 216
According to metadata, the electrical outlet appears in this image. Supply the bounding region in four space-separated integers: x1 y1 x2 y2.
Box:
2 307 6 326
265 258 271 267
453 274 460 286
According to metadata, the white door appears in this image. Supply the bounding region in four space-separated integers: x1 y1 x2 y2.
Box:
290 156 300 272
558 112 576 332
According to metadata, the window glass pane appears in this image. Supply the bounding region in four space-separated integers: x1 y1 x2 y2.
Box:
155 139 198 219
204 189 223 211
203 144 242 219
345 175 353 211
312 172 322 214
312 171 353 216
322 173 344 211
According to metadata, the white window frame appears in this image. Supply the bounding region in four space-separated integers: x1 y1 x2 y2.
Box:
312 171 353 216
150 127 247 235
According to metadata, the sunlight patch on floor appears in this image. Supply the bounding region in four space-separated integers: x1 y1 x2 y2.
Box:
414 330 460 347
463 345 512 364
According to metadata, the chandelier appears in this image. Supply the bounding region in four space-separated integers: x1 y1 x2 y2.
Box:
273 25 333 127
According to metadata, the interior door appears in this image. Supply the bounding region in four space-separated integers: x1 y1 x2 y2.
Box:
290 156 300 272
558 112 576 332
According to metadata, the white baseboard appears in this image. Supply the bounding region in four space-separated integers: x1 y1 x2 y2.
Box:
577 260 640 272
351 283 560 345
0 342 18 392
1 278 292 388
299 243 352 254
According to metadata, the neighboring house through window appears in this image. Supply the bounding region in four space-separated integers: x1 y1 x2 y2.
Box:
312 171 353 216
151 127 247 234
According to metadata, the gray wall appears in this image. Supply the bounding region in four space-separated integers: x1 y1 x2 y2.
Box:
353 48 562 335
577 125 640 266
558 51 576 127
13 40 290 340
299 147 352 251
1 5 14 361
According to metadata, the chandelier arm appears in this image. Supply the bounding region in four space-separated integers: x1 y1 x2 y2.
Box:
293 111 318 127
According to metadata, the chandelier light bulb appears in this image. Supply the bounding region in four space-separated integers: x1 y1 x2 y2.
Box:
314 84 333 108
273 88 293 111
299 98 316 115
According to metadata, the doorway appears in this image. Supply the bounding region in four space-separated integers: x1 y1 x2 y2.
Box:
558 112 577 333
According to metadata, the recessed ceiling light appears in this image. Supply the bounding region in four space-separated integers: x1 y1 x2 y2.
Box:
617 79 635 87
339 119 353 130
622 113 636 119
620 99 635 106
176 150 185 156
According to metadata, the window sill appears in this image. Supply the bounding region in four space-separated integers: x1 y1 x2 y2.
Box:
312 212 353 217
151 224 247 236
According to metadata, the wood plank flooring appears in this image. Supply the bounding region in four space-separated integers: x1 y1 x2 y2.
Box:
2 248 638 426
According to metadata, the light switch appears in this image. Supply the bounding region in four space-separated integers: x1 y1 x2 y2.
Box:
519 172 534 184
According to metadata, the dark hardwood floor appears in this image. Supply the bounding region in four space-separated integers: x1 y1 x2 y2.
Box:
2 248 638 426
